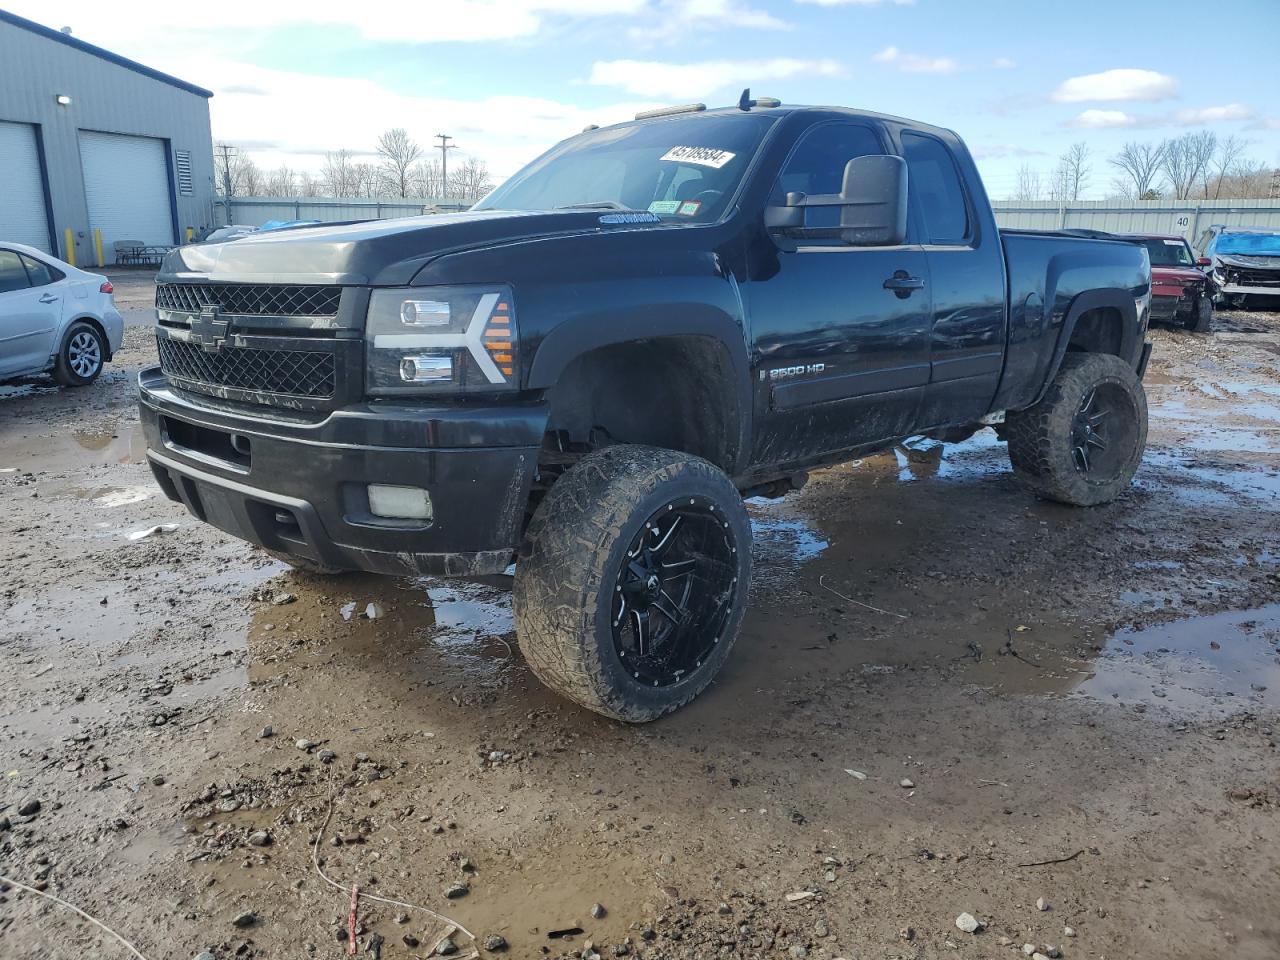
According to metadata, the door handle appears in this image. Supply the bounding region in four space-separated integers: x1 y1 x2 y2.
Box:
38 293 59 303
883 272 925 297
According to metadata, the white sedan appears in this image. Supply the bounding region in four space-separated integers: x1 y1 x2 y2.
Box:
0 241 124 386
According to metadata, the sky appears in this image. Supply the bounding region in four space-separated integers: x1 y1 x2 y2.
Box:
9 0 1280 199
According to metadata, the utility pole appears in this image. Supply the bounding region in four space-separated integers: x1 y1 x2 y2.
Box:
435 134 455 200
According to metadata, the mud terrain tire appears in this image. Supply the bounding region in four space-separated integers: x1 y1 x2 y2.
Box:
265 549 348 575
1188 292 1212 333
513 445 751 722
1005 353 1148 507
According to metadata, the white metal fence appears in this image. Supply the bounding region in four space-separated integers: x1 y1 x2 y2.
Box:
217 196 1280 242
214 196 464 227
991 199 1280 241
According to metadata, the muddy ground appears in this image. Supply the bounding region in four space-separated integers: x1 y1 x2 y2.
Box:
1 291 1278 960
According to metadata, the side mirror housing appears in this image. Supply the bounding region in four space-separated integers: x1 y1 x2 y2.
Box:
837 154 908 246
1196 256 1211 267
764 155 908 247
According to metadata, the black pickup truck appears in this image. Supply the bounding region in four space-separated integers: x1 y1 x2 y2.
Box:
139 98 1152 721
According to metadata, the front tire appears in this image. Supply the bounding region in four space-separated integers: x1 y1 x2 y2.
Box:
1005 353 1148 507
54 320 106 386
1188 293 1212 332
513 445 752 722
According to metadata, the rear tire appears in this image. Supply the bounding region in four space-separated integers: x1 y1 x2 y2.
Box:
265 549 348 575
53 320 105 387
513 445 752 722
1005 353 1148 507
1188 292 1212 332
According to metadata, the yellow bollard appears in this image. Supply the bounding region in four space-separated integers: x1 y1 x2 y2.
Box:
93 229 104 267
63 228 76 267
186 226 194 243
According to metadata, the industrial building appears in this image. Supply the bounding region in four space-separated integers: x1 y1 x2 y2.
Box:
0 10 214 262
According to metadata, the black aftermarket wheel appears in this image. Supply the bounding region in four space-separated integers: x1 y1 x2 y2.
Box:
1005 353 1148 507
513 445 752 722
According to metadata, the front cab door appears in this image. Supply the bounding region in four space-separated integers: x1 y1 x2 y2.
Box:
743 119 931 468
0 249 63 378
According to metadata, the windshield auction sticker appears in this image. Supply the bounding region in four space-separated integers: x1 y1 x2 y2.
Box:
660 146 736 169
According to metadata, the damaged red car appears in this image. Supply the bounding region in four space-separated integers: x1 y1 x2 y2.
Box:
1121 233 1212 332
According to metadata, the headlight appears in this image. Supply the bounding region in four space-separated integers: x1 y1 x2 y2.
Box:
365 285 517 395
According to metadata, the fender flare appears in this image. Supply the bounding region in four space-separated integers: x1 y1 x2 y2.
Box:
1032 287 1139 406
527 309 754 475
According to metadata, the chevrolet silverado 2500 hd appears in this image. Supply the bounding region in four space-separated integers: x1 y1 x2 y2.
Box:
139 98 1152 721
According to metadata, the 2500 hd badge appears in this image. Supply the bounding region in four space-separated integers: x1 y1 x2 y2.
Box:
139 98 1152 722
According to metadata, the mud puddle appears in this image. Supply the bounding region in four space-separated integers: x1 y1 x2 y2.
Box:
0 420 146 472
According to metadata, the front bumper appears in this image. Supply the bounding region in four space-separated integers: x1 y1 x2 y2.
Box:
1217 281 1280 297
138 367 545 577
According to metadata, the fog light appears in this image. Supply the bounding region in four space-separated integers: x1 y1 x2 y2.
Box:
368 484 433 520
400 355 453 383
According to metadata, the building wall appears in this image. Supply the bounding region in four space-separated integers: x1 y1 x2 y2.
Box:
0 17 214 263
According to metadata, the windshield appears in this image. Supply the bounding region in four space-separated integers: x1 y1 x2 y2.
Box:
1215 231 1280 256
1143 238 1193 267
475 113 779 223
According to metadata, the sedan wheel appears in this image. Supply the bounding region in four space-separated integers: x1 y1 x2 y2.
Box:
54 321 107 386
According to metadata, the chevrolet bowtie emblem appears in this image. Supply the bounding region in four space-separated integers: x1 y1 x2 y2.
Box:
190 306 230 352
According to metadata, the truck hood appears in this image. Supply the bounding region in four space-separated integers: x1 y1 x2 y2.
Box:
160 208 665 286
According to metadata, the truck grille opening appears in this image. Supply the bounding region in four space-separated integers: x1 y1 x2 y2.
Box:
156 283 341 317
157 336 337 399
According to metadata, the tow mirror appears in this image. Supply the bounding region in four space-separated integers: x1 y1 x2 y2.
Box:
765 154 908 246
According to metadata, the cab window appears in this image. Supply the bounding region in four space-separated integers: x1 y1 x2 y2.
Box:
772 121 884 228
0 250 31 294
901 132 970 244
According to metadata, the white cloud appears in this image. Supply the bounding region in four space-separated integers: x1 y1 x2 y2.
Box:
630 0 789 41
589 57 844 98
871 46 958 74
1067 109 1138 129
992 57 1016 69
1174 103 1255 124
1051 68 1177 103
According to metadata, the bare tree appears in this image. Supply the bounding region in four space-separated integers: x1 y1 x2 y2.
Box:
448 156 494 202
1109 141 1165 200
1209 134 1249 199
1060 142 1090 201
322 149 357 198
297 171 320 198
213 142 262 197
410 158 444 199
237 157 263 196
352 162 384 198
1012 163 1043 201
1160 133 1202 200
265 164 296 197
1186 130 1217 198
377 128 423 199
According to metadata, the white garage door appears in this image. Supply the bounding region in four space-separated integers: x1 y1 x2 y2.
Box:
79 130 174 255
0 121 52 253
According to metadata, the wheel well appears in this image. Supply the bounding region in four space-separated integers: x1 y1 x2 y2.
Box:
1065 306 1123 357
65 315 112 360
542 336 742 472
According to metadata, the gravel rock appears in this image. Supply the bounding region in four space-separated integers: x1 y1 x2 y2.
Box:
435 937 458 955
483 933 508 951
259 726 273 739
955 912 982 933
590 902 606 919
1064 926 1076 937
232 911 257 928
272 592 296 605
444 882 469 899
899 778 915 789
17 799 41 816
194 953 216 960
247 830 272 847
296 739 315 751
1036 897 1051 912
318 749 336 764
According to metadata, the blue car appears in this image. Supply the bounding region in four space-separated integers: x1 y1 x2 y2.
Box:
1194 225 1280 308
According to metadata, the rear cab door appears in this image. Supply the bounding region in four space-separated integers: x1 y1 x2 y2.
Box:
0 248 63 377
888 125 1008 429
